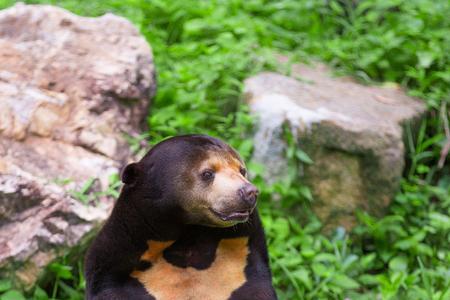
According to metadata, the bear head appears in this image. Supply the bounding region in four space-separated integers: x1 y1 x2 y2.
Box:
121 134 258 228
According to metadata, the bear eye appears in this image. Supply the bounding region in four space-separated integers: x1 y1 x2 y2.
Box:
239 167 247 177
201 169 215 181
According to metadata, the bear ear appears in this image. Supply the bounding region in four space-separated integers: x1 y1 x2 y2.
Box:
121 163 140 185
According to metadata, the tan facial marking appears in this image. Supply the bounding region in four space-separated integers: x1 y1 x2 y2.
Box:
203 154 248 189
200 153 242 173
131 237 249 300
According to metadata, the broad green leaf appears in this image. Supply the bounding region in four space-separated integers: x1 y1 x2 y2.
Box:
292 269 312 290
331 274 360 289
295 149 314 164
0 290 25 300
0 280 11 293
33 286 49 300
389 256 408 272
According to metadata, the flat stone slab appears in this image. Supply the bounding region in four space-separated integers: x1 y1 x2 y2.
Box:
245 62 426 229
0 3 155 288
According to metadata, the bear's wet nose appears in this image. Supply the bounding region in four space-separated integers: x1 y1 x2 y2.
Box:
238 183 258 207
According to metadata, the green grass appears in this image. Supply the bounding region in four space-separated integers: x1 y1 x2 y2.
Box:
0 0 449 299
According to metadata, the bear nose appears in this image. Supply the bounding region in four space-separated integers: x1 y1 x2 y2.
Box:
238 184 259 207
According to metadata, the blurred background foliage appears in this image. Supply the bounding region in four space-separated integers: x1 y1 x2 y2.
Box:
0 0 449 299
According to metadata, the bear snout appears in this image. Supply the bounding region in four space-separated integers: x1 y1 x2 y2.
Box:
238 183 259 208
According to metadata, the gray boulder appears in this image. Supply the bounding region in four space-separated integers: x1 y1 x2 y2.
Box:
0 3 155 288
245 62 426 229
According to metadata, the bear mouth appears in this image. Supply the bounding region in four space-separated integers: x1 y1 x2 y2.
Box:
209 208 251 222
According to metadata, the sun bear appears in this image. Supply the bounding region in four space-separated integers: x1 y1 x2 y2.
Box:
85 134 277 300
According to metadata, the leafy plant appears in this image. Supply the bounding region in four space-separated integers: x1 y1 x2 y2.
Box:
0 280 26 300
69 173 121 204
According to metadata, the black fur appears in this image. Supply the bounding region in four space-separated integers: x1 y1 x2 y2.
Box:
85 135 277 300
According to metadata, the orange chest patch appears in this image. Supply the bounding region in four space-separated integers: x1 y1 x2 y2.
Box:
131 237 249 300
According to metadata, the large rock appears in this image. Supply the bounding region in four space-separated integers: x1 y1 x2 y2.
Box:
0 3 155 288
0 175 109 287
245 61 426 230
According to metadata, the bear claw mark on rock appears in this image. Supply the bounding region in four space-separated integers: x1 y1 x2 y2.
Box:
0 3 155 289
